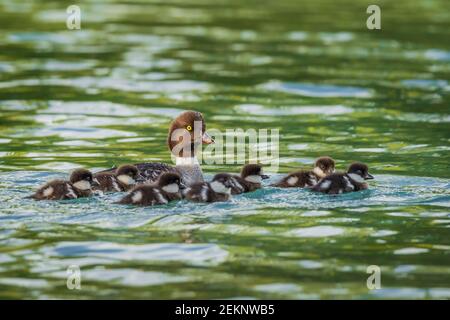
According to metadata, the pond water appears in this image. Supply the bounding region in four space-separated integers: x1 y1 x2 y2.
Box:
0 0 449 299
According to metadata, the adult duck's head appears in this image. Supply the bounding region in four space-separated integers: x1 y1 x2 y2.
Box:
167 110 214 159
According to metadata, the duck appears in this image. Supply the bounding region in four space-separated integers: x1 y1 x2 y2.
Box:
184 173 234 203
228 164 269 195
93 164 138 193
311 162 374 194
116 172 182 206
271 156 335 188
29 168 96 200
98 110 213 187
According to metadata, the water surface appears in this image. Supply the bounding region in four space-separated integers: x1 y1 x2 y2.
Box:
0 0 449 299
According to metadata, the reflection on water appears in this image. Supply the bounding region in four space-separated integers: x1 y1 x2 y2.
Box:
262 82 373 98
0 0 449 299
0 171 449 299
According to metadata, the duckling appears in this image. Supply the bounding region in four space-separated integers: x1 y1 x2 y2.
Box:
93 164 138 192
228 164 269 195
311 162 374 194
184 173 233 203
29 168 96 200
116 172 182 206
271 156 335 188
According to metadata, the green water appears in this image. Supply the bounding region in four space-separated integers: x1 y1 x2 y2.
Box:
0 0 449 299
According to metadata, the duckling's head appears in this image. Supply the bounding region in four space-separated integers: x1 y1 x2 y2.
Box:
158 172 182 194
167 110 214 158
313 156 335 178
210 173 233 194
241 164 269 183
116 164 139 186
70 168 94 190
347 162 374 182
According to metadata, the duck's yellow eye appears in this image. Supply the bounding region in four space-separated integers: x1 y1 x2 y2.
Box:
186 125 192 131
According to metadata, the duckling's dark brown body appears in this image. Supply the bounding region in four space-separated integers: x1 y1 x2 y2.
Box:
93 164 138 193
229 175 259 194
184 182 231 202
271 170 319 188
117 172 182 206
312 162 374 194
93 173 125 192
272 156 335 188
117 185 178 206
228 164 269 195
30 180 80 200
311 173 361 194
29 169 95 200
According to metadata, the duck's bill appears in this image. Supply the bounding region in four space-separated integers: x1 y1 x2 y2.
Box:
202 132 214 144
365 173 374 180
261 174 270 179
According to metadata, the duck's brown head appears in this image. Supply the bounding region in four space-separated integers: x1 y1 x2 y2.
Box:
167 111 214 158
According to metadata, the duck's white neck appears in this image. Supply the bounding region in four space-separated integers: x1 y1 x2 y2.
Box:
175 156 203 186
176 157 200 166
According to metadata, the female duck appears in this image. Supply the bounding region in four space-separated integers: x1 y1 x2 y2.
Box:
100 110 213 187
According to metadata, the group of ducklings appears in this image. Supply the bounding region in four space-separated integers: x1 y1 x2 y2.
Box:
29 157 374 206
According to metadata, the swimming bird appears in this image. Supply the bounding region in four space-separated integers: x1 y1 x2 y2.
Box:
99 110 213 187
271 156 335 188
93 164 138 192
228 164 269 195
184 173 234 203
311 162 374 194
29 168 96 200
116 172 182 206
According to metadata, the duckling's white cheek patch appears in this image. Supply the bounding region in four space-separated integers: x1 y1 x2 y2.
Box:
320 180 331 190
162 183 179 193
313 167 326 178
210 181 229 194
348 173 364 183
131 191 142 203
73 180 91 190
118 175 135 186
287 176 299 186
43 187 54 197
245 175 262 184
